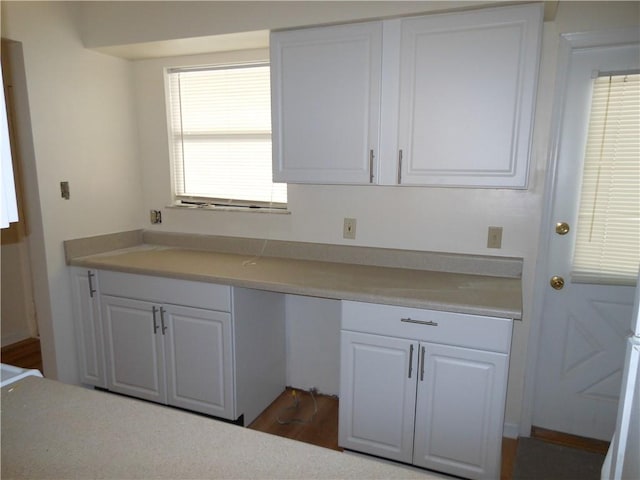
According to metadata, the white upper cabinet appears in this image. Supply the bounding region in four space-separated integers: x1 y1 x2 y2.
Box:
271 22 382 184
270 4 542 188
397 5 542 187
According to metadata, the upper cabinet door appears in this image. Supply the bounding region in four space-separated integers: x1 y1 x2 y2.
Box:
271 22 382 184
396 4 542 188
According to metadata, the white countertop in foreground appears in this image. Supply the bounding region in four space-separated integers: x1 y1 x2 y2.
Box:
1 377 440 479
69 244 522 319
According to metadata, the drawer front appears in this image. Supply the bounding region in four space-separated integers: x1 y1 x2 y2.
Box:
98 270 231 312
342 301 512 353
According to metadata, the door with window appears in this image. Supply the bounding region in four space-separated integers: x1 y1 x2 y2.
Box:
533 31 639 441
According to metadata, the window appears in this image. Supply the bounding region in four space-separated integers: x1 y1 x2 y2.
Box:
166 63 286 208
572 73 640 283
1 63 18 228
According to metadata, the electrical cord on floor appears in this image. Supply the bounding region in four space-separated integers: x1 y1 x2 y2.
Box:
276 389 318 425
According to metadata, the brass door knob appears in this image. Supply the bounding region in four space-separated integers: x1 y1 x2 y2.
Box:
550 275 565 290
555 222 570 235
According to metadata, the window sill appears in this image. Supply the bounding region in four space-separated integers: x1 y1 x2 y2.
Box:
167 203 290 215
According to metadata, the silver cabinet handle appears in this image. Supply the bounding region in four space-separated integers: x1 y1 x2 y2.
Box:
408 344 414 378
420 346 426 381
160 307 167 335
401 317 438 327
87 271 96 298
397 149 403 184
369 150 374 184
152 306 159 334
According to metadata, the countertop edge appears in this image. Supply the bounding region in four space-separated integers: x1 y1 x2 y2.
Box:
69 251 522 320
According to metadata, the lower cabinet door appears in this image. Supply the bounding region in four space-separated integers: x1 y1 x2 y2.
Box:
164 305 235 419
412 343 508 480
102 295 166 404
70 268 106 387
339 331 418 463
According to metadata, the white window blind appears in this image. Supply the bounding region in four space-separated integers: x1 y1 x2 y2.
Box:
572 73 640 284
167 63 286 208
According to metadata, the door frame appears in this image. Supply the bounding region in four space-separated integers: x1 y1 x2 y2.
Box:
521 26 640 438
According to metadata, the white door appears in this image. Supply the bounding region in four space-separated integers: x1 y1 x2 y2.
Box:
102 295 166 404
270 21 382 184
338 331 417 463
164 304 234 419
532 32 639 441
413 343 508 480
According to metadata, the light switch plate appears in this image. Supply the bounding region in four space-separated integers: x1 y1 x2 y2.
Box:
60 181 70 200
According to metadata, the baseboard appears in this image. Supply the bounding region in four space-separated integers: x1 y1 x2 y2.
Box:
503 422 520 439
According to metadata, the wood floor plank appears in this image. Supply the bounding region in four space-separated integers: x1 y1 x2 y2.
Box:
501 437 518 480
1 337 43 372
531 426 610 455
249 388 341 451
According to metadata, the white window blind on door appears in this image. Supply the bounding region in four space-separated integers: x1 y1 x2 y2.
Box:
572 73 640 284
167 63 286 207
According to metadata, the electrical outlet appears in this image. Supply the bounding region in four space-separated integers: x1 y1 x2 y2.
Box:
487 226 503 249
343 218 357 239
150 210 162 224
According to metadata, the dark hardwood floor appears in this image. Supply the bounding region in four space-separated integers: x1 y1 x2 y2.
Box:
1 337 43 372
530 426 609 455
249 388 341 451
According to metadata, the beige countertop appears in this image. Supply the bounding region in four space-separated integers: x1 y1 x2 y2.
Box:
1 376 440 479
69 244 522 319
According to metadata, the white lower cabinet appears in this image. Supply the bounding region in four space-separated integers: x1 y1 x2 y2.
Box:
101 296 234 419
339 301 512 480
72 269 285 425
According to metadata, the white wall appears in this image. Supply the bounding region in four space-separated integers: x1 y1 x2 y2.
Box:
1 1 144 382
1 230 35 347
2 0 638 434
80 1 487 49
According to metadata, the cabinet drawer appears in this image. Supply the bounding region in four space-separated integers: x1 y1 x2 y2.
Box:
342 301 512 353
98 271 231 312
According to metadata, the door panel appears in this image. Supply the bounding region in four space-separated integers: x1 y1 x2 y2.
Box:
533 36 639 440
70 268 105 387
413 343 507 479
102 295 166 403
271 22 382 184
397 5 541 187
535 284 634 439
164 305 234 419
338 331 417 463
